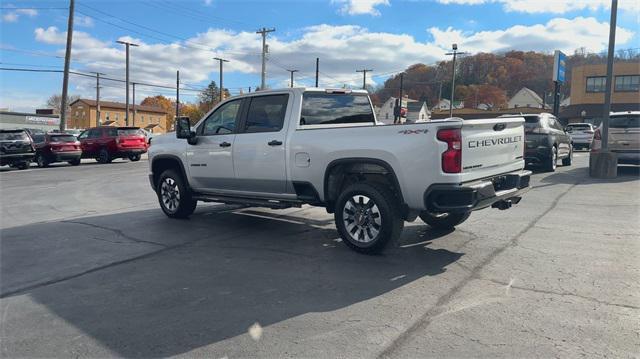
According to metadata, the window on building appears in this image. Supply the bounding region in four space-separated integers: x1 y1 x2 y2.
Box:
75 111 79 116
586 76 607 93
389 101 393 108
105 112 110 120
141 115 145 123
115 114 119 121
385 113 389 120
614 75 640 92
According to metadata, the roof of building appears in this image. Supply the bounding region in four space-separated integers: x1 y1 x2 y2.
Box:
407 102 426 112
509 87 544 106
70 99 168 114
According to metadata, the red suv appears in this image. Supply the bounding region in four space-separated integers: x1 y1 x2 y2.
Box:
78 126 148 163
32 132 82 167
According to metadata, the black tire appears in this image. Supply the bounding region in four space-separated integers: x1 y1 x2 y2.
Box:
334 182 404 255
157 169 197 219
97 148 111 164
419 211 470 229
562 146 572 166
544 145 557 172
128 154 141 162
68 158 81 166
16 162 29 170
35 153 49 168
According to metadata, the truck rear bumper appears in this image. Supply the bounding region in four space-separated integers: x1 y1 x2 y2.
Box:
424 170 531 213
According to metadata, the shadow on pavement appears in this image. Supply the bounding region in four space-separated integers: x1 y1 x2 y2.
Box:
1 206 463 357
539 163 640 186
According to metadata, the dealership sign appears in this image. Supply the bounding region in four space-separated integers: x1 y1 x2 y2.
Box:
26 116 60 126
552 50 566 83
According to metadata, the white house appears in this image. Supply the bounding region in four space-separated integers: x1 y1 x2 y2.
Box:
377 96 417 124
507 87 545 109
406 102 430 122
433 99 464 111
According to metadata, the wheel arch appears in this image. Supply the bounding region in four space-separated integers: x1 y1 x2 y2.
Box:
151 155 191 191
323 157 406 215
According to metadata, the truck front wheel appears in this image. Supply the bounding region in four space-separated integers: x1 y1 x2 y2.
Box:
157 169 197 218
419 211 470 229
334 182 404 254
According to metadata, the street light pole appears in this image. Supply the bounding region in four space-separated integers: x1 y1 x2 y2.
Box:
445 44 468 118
287 69 298 88
213 57 230 102
116 40 139 126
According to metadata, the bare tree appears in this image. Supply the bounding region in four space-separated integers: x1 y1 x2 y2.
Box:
45 94 80 114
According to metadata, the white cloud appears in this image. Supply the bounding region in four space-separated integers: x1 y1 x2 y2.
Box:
333 0 390 16
1 7 37 23
428 17 635 54
204 0 213 5
2 13 18 23
437 0 640 13
29 16 635 102
75 15 94 28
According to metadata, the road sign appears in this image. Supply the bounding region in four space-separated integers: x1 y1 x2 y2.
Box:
553 50 566 83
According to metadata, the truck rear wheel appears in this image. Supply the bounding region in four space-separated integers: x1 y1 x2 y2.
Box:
157 169 197 218
334 182 403 254
419 211 470 229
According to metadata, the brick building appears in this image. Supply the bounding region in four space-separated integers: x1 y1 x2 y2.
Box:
560 62 639 125
68 99 170 133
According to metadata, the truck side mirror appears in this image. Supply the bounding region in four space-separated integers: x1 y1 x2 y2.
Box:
175 117 196 143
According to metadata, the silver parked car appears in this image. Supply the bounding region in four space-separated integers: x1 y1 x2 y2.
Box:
591 111 640 165
565 123 595 150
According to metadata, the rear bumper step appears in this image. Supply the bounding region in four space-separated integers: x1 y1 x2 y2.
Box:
424 170 531 213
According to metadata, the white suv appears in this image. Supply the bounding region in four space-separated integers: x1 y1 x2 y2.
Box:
565 123 595 150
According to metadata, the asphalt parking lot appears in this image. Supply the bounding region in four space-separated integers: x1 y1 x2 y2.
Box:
1 152 639 358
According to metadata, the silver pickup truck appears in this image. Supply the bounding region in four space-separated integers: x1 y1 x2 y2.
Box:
148 88 531 254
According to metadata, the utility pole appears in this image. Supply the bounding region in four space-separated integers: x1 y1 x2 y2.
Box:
176 70 180 118
116 40 139 126
395 73 404 124
602 0 617 151
94 72 104 126
315 57 319 87
213 57 229 102
356 69 372 90
59 0 74 131
445 43 468 118
256 27 275 90
286 69 298 88
132 82 136 126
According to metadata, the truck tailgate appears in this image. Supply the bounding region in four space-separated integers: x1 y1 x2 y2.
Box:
461 117 525 178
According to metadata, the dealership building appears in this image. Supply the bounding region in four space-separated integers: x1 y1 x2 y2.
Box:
0 111 60 132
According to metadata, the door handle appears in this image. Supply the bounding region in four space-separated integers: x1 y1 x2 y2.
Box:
268 140 283 146
219 142 231 148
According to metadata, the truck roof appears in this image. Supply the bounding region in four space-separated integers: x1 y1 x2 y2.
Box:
236 87 369 97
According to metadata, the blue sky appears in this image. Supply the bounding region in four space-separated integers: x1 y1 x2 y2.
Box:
1 0 638 111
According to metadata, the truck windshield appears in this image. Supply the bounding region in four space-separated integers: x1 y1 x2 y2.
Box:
300 93 374 126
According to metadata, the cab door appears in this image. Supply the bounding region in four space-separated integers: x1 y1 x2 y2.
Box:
232 93 291 195
186 99 243 192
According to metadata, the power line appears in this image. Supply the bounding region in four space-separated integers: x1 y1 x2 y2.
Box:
0 7 67 10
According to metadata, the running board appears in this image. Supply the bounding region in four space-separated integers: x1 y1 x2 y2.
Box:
192 193 303 209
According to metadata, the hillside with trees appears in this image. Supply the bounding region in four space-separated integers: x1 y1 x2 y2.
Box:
371 49 640 110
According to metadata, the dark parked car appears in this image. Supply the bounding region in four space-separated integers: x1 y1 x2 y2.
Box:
32 133 82 167
0 129 36 170
501 113 572 171
78 126 148 163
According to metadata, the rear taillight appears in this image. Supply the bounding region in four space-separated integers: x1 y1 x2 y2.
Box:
593 128 601 140
437 128 462 173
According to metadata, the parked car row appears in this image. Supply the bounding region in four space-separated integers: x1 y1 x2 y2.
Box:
0 126 149 170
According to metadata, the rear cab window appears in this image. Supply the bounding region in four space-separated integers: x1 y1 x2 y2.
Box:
49 135 77 142
609 114 640 128
0 131 30 141
299 92 375 128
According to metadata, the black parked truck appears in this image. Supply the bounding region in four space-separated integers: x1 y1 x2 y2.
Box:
0 129 36 170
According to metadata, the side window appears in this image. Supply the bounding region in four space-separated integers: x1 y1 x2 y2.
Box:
201 99 242 136
77 131 88 140
300 93 375 126
87 129 102 138
106 128 117 137
32 134 45 143
244 94 289 133
549 118 563 131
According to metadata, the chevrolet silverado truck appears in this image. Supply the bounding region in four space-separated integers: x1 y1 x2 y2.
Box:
148 88 530 254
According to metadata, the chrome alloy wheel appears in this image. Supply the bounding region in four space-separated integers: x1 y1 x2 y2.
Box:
342 195 382 243
160 177 181 213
